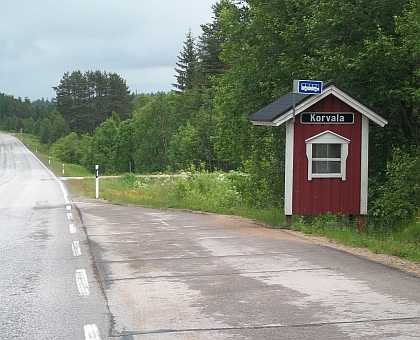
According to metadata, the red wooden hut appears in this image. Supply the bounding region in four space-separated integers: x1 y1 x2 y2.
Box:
248 83 388 230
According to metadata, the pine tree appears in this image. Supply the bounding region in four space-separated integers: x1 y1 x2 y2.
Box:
172 30 198 93
197 1 227 87
53 70 132 135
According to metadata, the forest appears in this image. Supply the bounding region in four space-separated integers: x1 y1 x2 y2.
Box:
1 0 420 230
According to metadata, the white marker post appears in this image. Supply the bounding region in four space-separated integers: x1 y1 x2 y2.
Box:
95 165 99 199
62 164 65 175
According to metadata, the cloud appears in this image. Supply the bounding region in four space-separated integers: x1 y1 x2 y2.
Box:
0 0 217 100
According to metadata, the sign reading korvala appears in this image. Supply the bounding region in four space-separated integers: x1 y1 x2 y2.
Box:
301 112 354 124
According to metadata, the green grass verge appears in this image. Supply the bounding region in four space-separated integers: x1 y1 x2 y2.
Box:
292 214 420 262
64 173 286 228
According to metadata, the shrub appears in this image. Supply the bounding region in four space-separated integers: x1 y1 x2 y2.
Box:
50 132 80 163
371 148 420 229
170 167 243 212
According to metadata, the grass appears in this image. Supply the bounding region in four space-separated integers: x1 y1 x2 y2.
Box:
67 175 176 209
292 214 420 262
64 172 286 229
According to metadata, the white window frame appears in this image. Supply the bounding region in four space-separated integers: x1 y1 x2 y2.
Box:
306 130 350 181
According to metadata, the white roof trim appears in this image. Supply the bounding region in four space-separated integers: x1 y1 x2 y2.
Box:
249 120 277 126
305 130 350 143
271 85 388 127
272 89 332 126
330 87 388 127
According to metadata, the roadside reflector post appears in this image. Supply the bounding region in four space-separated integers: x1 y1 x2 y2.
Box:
48 157 51 164
62 164 65 175
95 165 99 199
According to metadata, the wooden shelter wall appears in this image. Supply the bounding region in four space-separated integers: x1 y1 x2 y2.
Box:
292 95 362 215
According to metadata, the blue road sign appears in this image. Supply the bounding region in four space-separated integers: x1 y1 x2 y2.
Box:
296 80 323 95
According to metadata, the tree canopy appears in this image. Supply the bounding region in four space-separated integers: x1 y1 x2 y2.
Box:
4 0 420 226
53 70 133 135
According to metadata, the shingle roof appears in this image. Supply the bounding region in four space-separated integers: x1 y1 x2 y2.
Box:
248 82 332 123
248 91 312 123
248 82 388 127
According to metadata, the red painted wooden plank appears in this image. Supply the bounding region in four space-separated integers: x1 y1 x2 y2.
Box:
292 94 364 216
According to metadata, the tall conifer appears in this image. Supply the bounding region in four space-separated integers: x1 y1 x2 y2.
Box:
172 30 198 93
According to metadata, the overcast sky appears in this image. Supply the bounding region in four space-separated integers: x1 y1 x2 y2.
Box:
0 1 217 101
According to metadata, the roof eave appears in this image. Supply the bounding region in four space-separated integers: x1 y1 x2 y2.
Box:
249 120 277 126
328 86 388 127
249 84 388 127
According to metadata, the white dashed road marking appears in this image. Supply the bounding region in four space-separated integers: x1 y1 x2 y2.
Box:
75 269 90 296
84 324 101 340
72 241 81 256
69 224 77 234
24 141 100 338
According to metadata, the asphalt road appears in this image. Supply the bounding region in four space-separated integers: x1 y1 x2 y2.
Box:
0 132 109 340
2 131 420 339
76 201 420 339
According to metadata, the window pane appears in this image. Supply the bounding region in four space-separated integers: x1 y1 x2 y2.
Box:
313 144 341 158
313 161 341 174
329 144 341 158
313 144 328 158
329 161 341 173
313 161 328 173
